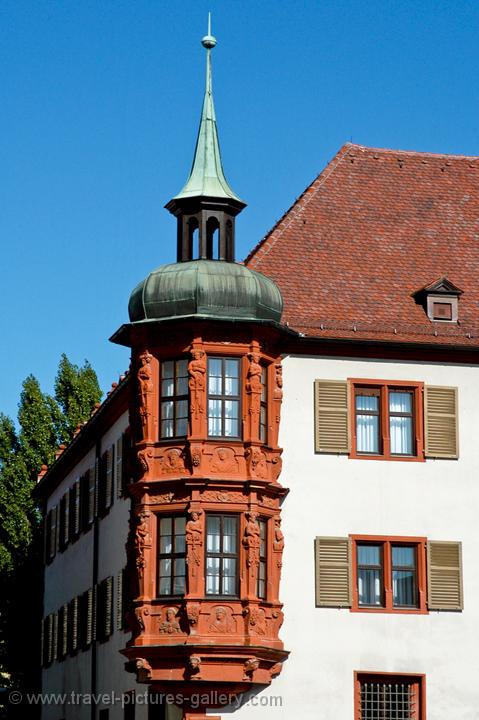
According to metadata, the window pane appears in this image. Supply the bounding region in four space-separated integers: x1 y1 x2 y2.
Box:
392 546 415 567
389 391 412 414
176 375 188 396
393 570 417 607
160 535 172 554
173 575 186 596
356 395 379 412
207 517 221 552
161 401 174 419
174 558 185 578
161 378 174 397
208 400 222 436
225 359 239 378
162 361 174 379
208 360 223 395
161 419 173 438
222 558 237 595
358 568 382 606
206 557 220 595
358 545 381 565
356 414 379 453
222 517 237 553
160 518 172 535
159 577 171 595
390 416 413 455
159 558 171 578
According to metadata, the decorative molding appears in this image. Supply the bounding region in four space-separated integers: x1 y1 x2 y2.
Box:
200 490 246 504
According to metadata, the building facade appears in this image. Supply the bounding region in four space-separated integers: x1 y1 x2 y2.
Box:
36 26 479 720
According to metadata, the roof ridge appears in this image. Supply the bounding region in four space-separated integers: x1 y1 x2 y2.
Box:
244 143 353 265
347 142 479 160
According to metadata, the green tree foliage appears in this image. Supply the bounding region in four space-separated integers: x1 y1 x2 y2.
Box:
0 356 102 715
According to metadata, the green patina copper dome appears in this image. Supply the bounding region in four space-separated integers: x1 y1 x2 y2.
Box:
128 259 283 324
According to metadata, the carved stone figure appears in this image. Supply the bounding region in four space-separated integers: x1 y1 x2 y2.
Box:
137 447 152 474
208 606 236 634
188 655 202 678
247 606 267 636
137 351 154 438
185 509 203 578
135 657 152 681
246 447 268 479
243 657 260 681
272 608 284 633
186 602 201 626
273 517 284 552
273 361 283 401
160 448 185 474
135 510 151 578
269 662 283 679
159 607 181 634
246 351 263 416
243 511 261 582
188 348 206 419
134 605 149 633
271 455 283 482
210 446 237 474
190 446 202 468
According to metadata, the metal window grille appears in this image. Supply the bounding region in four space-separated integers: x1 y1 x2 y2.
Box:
360 681 416 720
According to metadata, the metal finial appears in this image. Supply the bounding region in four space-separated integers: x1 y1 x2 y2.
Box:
202 12 217 49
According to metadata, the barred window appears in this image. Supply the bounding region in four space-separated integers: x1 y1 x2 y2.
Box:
356 673 423 720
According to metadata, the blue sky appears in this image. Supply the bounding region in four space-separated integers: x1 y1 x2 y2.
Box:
1 0 478 422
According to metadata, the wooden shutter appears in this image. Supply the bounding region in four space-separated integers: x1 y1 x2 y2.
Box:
70 479 81 537
314 380 350 453
427 541 463 610
44 512 51 563
86 588 94 646
105 576 113 638
62 493 70 548
49 506 58 560
116 571 123 631
45 615 53 665
424 386 458 458
105 447 114 510
69 597 78 653
314 537 351 607
52 612 58 662
87 467 96 524
40 619 44 666
116 436 123 498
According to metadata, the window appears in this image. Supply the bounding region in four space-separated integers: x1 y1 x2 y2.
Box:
353 382 420 459
432 301 452 320
205 514 239 596
259 367 268 442
160 359 188 438
207 357 241 438
258 519 267 599
157 516 186 596
355 673 425 720
352 536 426 613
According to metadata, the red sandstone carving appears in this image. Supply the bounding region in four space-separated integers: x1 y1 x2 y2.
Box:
269 662 283 679
200 490 246 504
186 602 201 626
137 352 154 440
188 347 207 419
159 447 185 474
208 606 236 634
159 607 181 634
246 447 268 479
243 657 260 681
247 606 267 636
187 655 202 678
186 508 203 594
210 446 238 473
135 657 152 681
135 510 151 580
137 447 152 474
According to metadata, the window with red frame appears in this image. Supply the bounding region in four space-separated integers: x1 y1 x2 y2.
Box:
352 537 426 613
355 673 424 720
352 382 422 459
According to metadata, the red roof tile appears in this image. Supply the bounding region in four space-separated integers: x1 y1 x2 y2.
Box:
245 143 479 348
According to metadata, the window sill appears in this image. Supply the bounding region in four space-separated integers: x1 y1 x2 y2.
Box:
349 452 425 463
350 605 428 615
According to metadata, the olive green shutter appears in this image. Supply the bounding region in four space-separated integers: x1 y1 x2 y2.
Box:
105 576 113 637
116 571 123 631
87 466 96 524
105 447 114 510
61 604 68 657
424 386 458 458
314 380 350 453
427 541 463 610
52 612 58 662
45 615 53 665
315 537 352 607
70 597 78 653
62 492 70 547
86 588 94 646
116 436 123 498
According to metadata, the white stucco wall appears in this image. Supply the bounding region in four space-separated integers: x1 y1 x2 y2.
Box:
229 354 479 720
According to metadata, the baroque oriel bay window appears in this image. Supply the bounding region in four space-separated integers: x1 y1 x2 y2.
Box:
157 516 186 596
205 514 239 596
207 357 241 438
160 359 189 438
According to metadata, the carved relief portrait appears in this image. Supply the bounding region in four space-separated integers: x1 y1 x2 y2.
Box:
208 605 236 634
159 606 181 634
210 446 237 474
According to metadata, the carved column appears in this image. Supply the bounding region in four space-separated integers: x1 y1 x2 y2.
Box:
134 508 152 600
136 350 157 442
243 510 261 599
188 339 207 440
272 515 285 601
271 358 283 447
245 342 262 442
185 504 204 597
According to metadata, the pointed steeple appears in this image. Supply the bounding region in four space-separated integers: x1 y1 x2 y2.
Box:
174 15 244 204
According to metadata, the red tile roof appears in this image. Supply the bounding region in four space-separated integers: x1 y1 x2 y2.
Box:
245 143 479 348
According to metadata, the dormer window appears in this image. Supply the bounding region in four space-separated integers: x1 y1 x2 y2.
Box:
413 277 462 323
